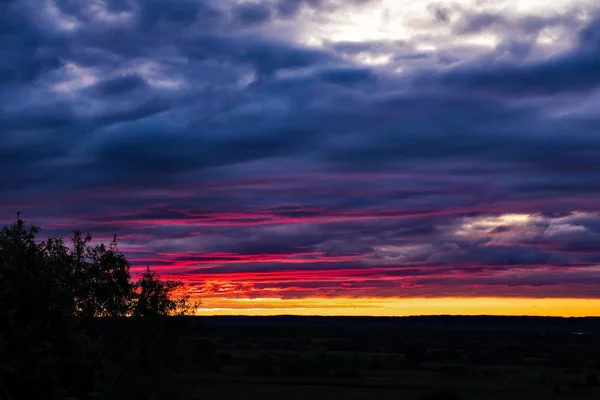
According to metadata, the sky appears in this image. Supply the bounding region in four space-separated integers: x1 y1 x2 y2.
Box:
2 0 600 316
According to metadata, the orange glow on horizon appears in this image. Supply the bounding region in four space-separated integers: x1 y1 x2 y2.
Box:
191 297 600 317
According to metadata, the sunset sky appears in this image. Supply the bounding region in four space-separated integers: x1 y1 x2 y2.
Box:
3 0 600 316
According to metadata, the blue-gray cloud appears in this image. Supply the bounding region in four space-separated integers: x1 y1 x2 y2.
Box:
2 0 600 298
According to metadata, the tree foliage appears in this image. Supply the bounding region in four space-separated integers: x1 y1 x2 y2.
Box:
0 217 198 399
134 266 199 317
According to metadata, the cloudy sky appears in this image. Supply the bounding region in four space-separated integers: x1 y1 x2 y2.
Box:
3 0 600 315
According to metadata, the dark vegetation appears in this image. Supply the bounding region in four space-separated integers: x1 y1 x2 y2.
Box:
1 218 599 399
0 217 198 399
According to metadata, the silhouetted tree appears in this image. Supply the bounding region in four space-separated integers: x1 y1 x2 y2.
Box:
70 231 134 319
134 266 198 317
0 218 91 399
0 217 199 400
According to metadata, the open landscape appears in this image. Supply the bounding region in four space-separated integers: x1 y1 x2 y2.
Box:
102 316 600 400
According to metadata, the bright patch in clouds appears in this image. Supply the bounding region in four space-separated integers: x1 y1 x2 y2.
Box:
455 212 593 244
50 63 98 92
290 0 593 65
456 214 533 236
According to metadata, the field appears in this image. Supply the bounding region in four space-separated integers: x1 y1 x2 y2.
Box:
156 316 600 400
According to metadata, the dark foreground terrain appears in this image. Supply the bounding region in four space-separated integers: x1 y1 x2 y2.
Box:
3 220 597 399
115 316 600 400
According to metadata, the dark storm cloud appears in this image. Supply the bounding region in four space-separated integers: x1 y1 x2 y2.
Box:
454 10 585 36
234 3 273 26
318 67 376 84
439 244 573 267
3 0 600 298
426 2 591 37
0 3 61 84
91 74 148 96
432 47 600 96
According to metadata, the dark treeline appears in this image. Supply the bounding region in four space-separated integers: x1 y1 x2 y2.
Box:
0 217 199 400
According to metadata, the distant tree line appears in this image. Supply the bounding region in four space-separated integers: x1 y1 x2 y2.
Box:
0 217 199 400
